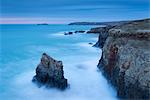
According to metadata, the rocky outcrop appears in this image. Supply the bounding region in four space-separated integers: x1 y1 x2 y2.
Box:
64 30 85 35
87 25 114 34
32 53 68 90
90 25 115 48
75 30 85 33
98 18 150 99
64 32 73 35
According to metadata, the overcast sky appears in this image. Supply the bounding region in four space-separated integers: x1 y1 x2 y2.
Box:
0 0 150 24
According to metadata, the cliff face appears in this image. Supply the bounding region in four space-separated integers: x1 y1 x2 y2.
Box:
89 25 115 48
98 19 150 99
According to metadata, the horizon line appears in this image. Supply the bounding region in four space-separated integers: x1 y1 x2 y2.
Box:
0 17 149 24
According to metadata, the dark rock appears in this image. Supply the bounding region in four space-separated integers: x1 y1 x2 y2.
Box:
89 42 93 45
92 25 115 48
98 18 150 99
93 32 108 48
74 30 85 33
32 53 68 90
37 23 48 25
64 32 73 35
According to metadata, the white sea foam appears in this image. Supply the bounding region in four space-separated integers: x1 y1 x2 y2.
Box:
49 30 90 37
51 31 65 36
12 57 117 100
73 42 99 52
11 43 117 100
50 30 76 36
90 37 98 41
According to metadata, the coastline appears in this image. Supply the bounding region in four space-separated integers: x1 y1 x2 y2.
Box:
1 18 149 99
69 18 150 99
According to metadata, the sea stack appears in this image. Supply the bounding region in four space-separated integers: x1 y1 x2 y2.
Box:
32 53 68 90
98 18 150 99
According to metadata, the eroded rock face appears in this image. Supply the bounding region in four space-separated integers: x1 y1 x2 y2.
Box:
32 53 68 90
98 19 150 99
92 25 115 48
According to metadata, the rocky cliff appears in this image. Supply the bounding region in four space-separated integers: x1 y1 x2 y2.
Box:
86 21 130 48
98 18 150 99
89 25 115 48
32 53 68 90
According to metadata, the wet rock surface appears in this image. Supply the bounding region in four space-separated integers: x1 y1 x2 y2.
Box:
32 53 68 90
98 18 150 99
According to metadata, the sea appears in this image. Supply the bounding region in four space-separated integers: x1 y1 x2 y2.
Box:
0 24 117 100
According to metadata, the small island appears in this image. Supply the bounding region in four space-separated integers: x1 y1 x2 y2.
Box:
37 23 49 25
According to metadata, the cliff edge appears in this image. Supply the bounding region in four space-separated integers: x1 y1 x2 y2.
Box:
98 18 150 99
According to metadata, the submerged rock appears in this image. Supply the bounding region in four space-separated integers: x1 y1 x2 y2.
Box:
98 18 150 99
74 30 85 33
89 42 93 45
32 53 68 90
64 31 85 35
64 32 73 35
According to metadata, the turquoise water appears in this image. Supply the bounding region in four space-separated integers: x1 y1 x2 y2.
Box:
0 24 117 100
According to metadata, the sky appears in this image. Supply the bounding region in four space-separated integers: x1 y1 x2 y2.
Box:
0 0 150 24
